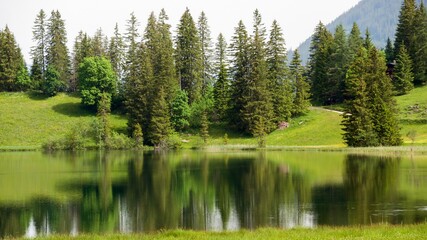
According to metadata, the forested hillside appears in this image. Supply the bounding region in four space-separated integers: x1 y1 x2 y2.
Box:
296 0 422 63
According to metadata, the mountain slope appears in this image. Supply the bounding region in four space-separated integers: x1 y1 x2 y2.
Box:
296 0 422 64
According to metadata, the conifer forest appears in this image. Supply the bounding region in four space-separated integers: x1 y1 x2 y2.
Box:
0 0 426 148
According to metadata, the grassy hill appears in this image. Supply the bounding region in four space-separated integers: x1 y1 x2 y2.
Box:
0 85 426 149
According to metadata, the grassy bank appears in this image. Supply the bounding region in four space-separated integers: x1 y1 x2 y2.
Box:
0 86 426 149
7 224 427 240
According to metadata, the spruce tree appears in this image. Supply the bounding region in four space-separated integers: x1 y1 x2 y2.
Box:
92 28 107 57
213 33 230 121
366 47 402 146
394 0 417 58
175 8 203 104
198 12 214 94
308 21 333 105
342 47 378 147
385 38 394 63
412 2 427 85
170 89 191 131
0 26 29 91
148 87 171 147
327 24 349 103
30 9 47 89
290 50 310 116
348 23 363 62
229 20 250 131
393 44 414 95
243 9 275 135
72 31 93 91
124 12 140 91
46 10 70 91
109 23 125 82
267 20 293 122
200 110 210 144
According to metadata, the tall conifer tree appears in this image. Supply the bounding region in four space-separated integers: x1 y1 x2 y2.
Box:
213 33 230 121
412 2 427 85
46 10 70 91
175 8 203 104
30 9 47 89
290 50 310 116
198 12 214 94
393 44 414 95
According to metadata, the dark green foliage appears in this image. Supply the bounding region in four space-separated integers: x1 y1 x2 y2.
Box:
148 87 171 147
108 23 125 83
342 48 378 147
175 8 203 104
308 22 334 105
213 33 230 121
348 23 363 62
228 20 250 131
243 10 275 136
394 0 417 57
189 86 214 128
132 123 143 148
200 110 209 143
170 89 190 131
327 24 349 103
0 26 30 91
30 9 47 89
393 44 414 95
342 46 402 147
46 10 70 90
78 57 117 109
290 50 310 116
42 65 63 96
92 28 108 58
412 2 427 85
72 31 93 91
96 92 111 147
366 48 402 146
385 38 394 63
267 20 293 122
198 12 214 94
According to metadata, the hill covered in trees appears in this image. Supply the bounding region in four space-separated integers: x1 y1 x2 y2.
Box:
296 0 423 63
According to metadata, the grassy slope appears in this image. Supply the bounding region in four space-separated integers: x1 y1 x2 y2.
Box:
9 224 427 240
396 85 427 144
0 92 126 148
0 85 426 148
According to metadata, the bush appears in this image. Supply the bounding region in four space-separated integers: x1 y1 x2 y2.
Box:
106 131 133 150
42 124 88 151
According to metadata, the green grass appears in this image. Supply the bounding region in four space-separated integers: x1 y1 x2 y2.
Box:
396 85 427 144
6 224 427 240
0 92 126 148
0 85 426 149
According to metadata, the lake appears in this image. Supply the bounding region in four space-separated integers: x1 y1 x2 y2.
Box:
0 150 426 237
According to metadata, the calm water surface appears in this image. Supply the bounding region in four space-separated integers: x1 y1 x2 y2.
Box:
0 150 426 237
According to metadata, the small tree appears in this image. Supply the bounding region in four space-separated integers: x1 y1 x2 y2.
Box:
200 110 209 144
97 92 111 147
393 44 414 95
42 65 63 96
133 123 143 148
170 89 191 131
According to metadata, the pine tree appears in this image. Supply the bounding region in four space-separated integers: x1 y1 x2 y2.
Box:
366 47 402 146
267 20 293 122
92 28 107 57
200 110 209 144
30 9 47 89
327 24 349 103
393 44 414 95
124 12 140 91
290 50 310 116
229 20 250 131
308 21 333 105
213 33 230 121
342 47 378 147
148 87 171 147
394 0 417 58
0 26 29 91
364 29 374 50
348 23 363 62
198 11 214 94
46 10 70 91
108 23 125 83
243 9 275 136
412 2 427 85
175 8 203 104
385 38 394 63
170 89 191 131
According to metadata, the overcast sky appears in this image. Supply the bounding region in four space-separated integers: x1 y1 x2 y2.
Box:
0 0 361 63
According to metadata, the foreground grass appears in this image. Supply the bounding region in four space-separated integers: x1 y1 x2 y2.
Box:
8 224 427 240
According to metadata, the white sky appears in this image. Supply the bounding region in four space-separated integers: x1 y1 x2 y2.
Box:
0 0 361 64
